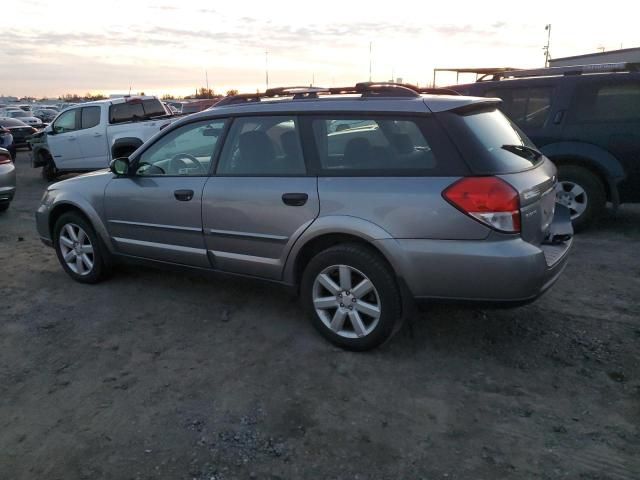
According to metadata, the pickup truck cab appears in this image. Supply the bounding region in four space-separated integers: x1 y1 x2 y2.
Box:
34 96 173 180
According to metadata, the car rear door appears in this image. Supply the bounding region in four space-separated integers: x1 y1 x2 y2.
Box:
561 75 640 202
74 105 109 169
202 115 319 280
104 118 227 267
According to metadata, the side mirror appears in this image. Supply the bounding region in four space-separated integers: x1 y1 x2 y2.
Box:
110 157 130 176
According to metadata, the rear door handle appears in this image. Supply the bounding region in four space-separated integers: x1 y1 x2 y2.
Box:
67 136 76 141
93 133 103 137
174 189 194 201
282 192 308 206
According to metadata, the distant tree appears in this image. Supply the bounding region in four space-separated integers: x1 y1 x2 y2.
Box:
226 89 239 96
189 87 215 99
161 94 176 100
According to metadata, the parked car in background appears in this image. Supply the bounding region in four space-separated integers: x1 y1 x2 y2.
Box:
0 147 16 212
17 104 33 112
0 128 16 159
33 108 58 123
448 62 640 230
180 98 220 114
34 95 174 180
0 118 37 149
36 84 573 350
0 109 44 128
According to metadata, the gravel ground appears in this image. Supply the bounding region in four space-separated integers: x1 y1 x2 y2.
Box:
1 151 639 480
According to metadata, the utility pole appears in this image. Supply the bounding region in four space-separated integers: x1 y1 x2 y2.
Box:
205 70 209 97
369 41 372 82
265 51 269 91
543 24 552 67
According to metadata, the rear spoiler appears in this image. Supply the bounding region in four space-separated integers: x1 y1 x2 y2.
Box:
449 98 502 114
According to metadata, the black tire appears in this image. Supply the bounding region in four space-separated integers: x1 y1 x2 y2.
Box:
42 156 58 181
53 212 111 284
0 203 9 213
301 243 402 351
556 165 606 232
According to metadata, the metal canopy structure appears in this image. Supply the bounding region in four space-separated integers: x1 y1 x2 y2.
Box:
432 67 518 86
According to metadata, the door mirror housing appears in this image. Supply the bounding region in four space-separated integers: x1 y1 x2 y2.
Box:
110 157 130 176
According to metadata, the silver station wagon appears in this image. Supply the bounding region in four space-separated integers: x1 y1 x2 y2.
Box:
36 83 573 350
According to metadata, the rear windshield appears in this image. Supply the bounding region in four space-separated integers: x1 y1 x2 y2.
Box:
458 108 543 173
109 99 167 124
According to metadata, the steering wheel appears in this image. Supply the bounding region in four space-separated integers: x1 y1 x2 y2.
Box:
168 153 206 175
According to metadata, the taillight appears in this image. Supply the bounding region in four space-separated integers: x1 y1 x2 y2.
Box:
0 154 11 164
443 177 521 233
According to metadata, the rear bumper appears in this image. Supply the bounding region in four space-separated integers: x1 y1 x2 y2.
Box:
377 234 572 304
0 186 15 204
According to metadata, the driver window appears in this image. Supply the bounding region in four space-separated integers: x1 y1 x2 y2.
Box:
53 109 78 134
136 119 226 176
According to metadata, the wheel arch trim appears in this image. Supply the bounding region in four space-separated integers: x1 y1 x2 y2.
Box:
48 198 114 253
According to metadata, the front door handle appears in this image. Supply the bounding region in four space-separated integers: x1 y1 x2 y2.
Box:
174 189 194 201
282 192 308 206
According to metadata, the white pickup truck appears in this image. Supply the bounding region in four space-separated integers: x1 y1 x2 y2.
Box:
32 96 174 180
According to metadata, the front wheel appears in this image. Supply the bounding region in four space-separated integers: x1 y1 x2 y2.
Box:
53 212 110 284
301 244 402 351
555 165 606 232
42 157 58 182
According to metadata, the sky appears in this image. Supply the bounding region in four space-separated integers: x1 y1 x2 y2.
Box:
2 0 638 98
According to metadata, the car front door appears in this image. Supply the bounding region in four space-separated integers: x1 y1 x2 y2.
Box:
202 115 319 280
47 108 82 169
104 118 227 267
74 106 109 169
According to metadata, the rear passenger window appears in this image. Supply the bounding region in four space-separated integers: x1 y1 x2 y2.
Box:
311 117 438 173
81 106 100 129
568 81 640 123
486 87 553 129
216 116 306 175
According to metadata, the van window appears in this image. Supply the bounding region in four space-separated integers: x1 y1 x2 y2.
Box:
486 87 553 128
311 116 439 174
568 81 640 123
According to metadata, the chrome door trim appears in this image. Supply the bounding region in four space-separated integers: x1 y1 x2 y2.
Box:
108 219 203 233
206 228 288 242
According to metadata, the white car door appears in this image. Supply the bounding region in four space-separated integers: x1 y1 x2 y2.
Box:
47 108 82 169
74 106 109 169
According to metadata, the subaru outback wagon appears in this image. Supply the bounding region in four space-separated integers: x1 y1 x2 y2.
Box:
36 83 573 350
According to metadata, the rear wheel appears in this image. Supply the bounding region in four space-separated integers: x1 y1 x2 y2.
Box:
0 203 9 213
301 244 402 351
53 212 110 284
555 165 606 232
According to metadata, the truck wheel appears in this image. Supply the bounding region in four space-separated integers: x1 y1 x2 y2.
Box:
42 157 58 181
301 243 402 351
53 212 111 284
555 165 606 232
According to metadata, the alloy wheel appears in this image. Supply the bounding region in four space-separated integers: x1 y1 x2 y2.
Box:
312 264 381 339
58 223 94 276
555 180 588 220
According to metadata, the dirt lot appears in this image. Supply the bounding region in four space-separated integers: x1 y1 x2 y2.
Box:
1 151 638 479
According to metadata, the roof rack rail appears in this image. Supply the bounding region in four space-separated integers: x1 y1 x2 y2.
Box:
477 62 639 82
214 81 459 107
